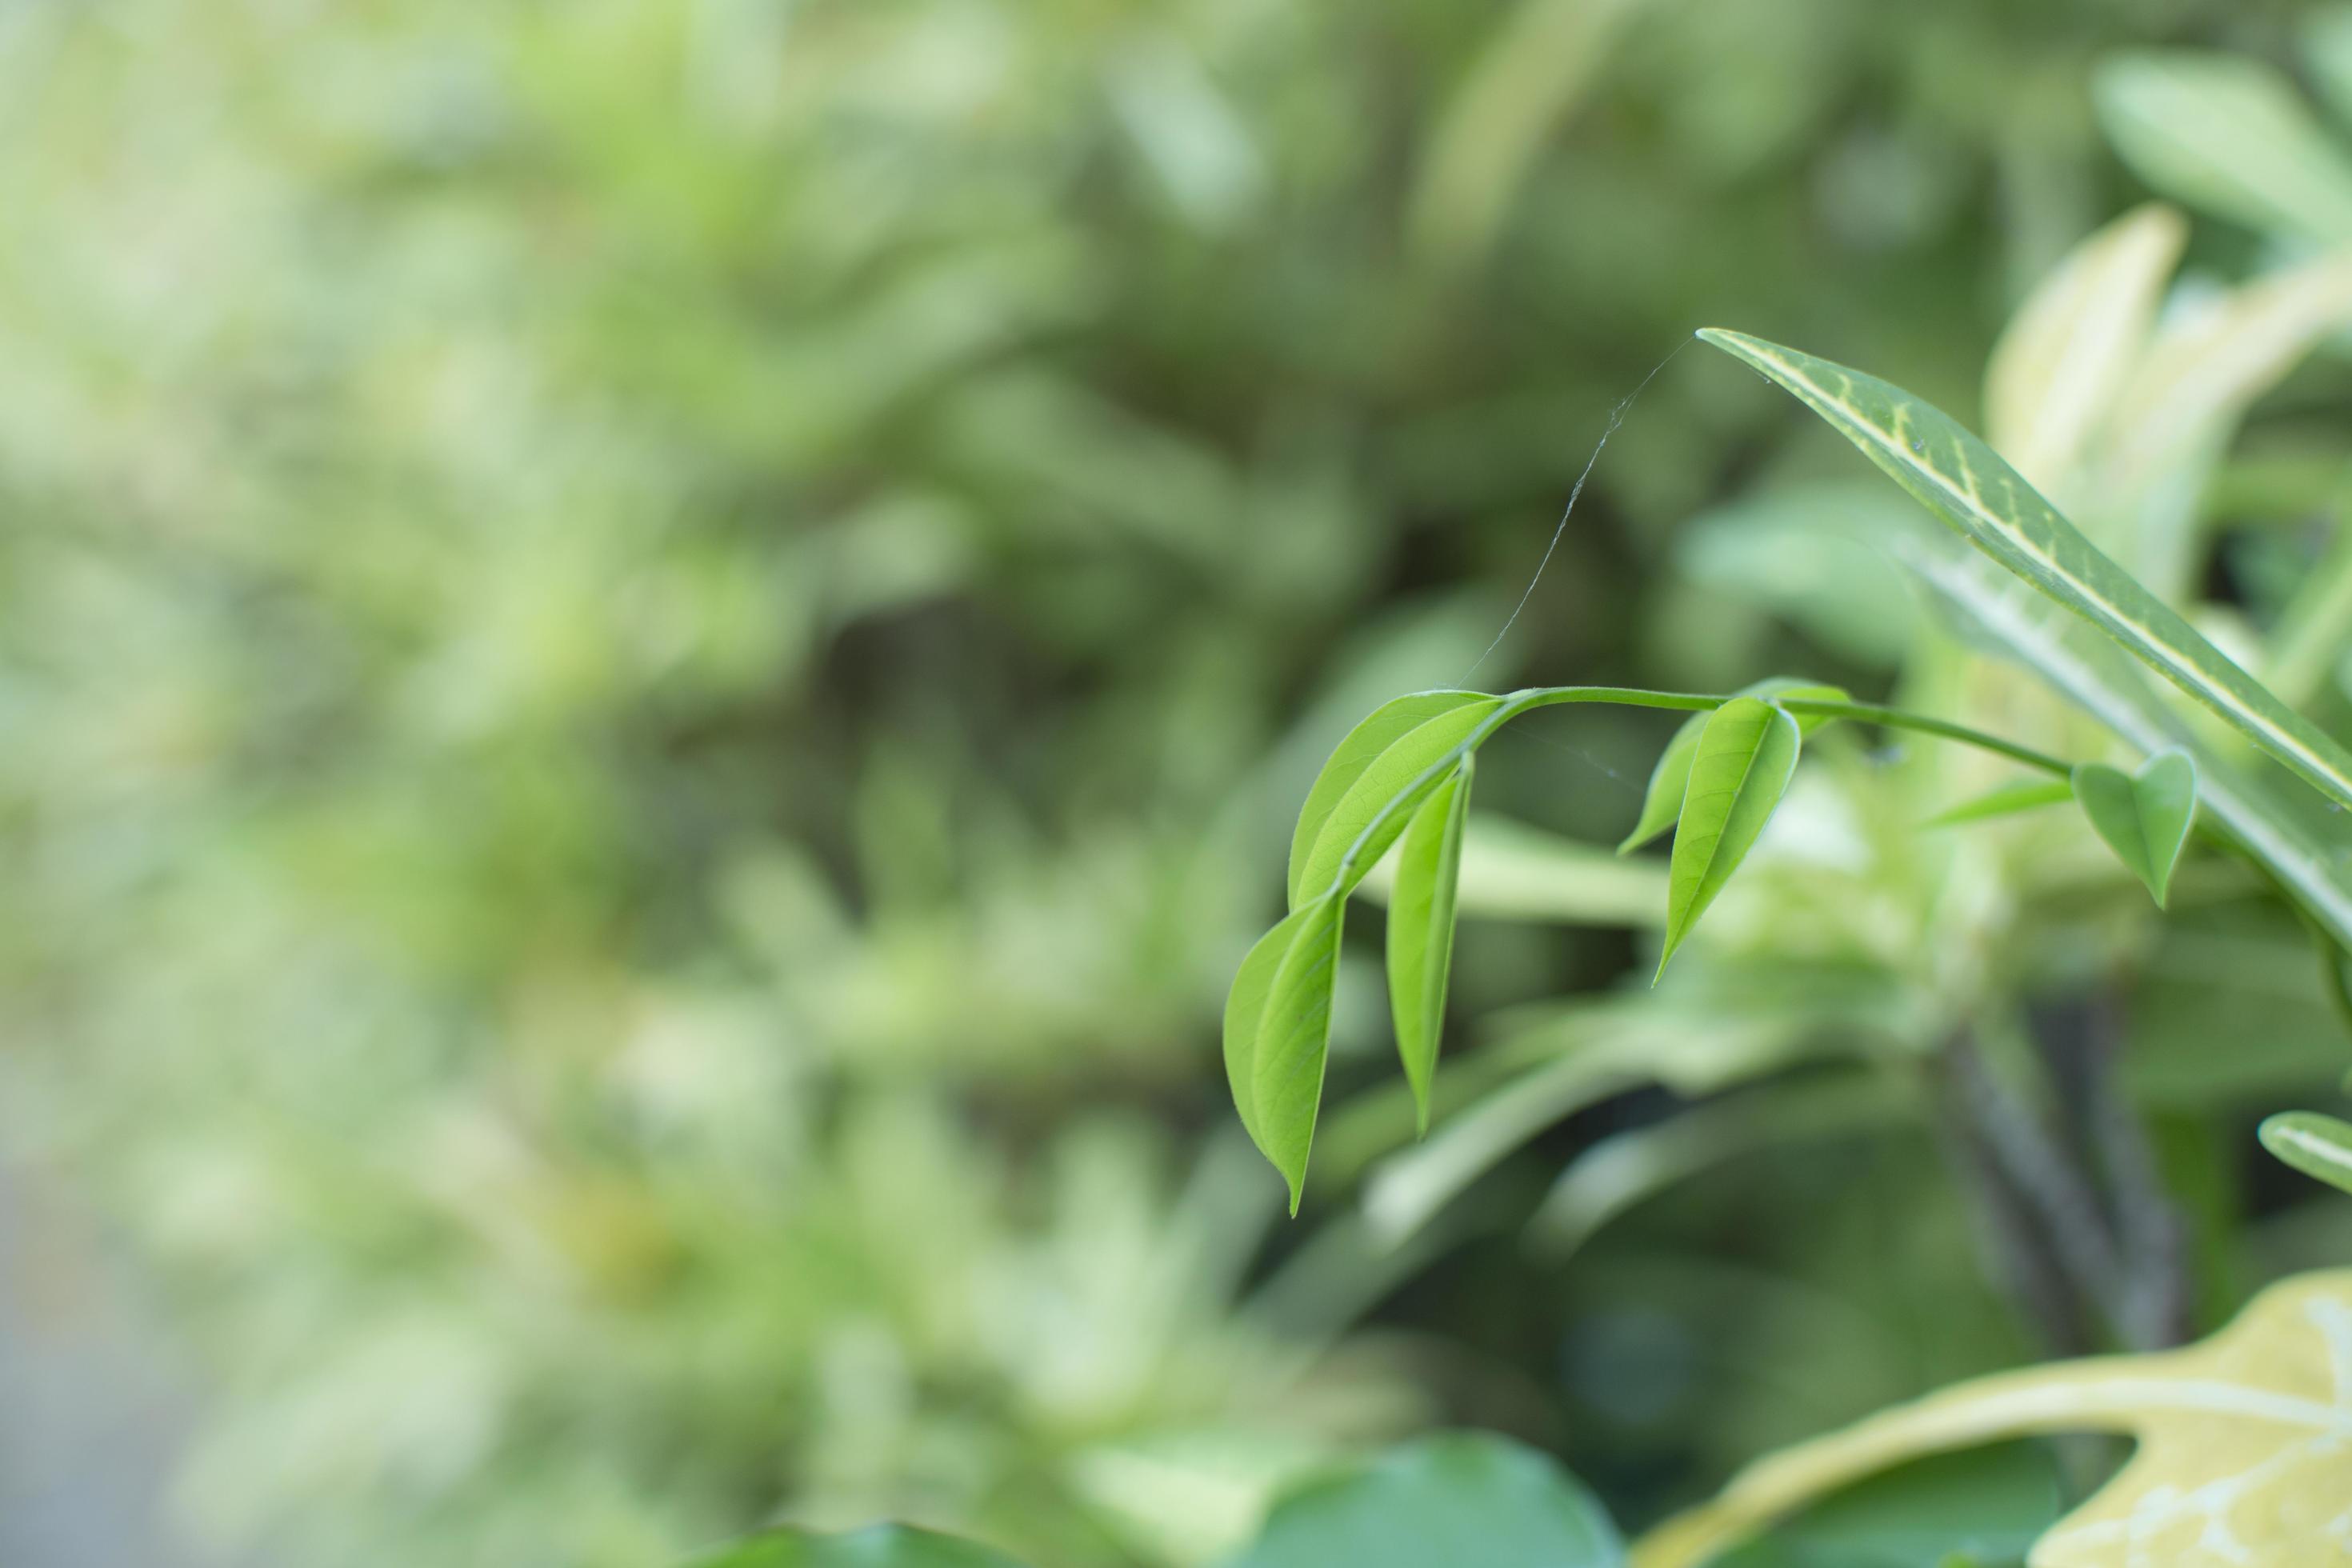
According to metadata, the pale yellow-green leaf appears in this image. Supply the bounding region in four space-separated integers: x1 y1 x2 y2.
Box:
1386 758 1474 1134
1634 1269 2352 1568
1984 203 2185 496
2095 50 2352 246
2095 254 2352 598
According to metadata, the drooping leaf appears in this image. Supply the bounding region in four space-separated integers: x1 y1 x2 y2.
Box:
2071 750 2197 906
1386 758 1474 1135
2258 1110 2352 1197
1230 1432 1623 1568
1922 779 2075 830
1656 697 1801 979
1289 693 1502 908
1620 680 1845 854
1982 203 2186 495
1699 328 2352 812
1223 894 1345 1213
1899 537 2352 949
1633 1269 2352 1568
685 1526 1031 1568
2094 50 2352 248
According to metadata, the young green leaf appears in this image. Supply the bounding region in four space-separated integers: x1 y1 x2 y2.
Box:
1223 894 1345 1213
1386 758 1474 1136
1656 697 1801 980
2258 1110 2352 1197
1289 694 1502 908
1619 679 1845 854
2072 750 2196 907
1697 328 2352 813
1923 778 2075 829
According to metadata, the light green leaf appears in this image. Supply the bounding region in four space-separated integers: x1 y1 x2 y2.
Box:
2259 1110 2352 1197
1289 692 1502 909
1983 203 2186 494
1621 680 1844 854
1224 895 1345 1213
1386 759 1474 1137
2071 750 2197 907
1657 697 1802 980
1230 1433 1623 1568
1922 779 2074 830
1899 537 2352 949
2303 7 2352 129
2094 50 2352 247
1634 1270 2352 1568
1698 328 2352 812
685 1526 1030 1568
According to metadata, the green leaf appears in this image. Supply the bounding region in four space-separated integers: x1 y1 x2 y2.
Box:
1698 328 2352 812
2258 1110 2352 1197
1711 1443 2062 1568
1620 680 1845 854
1922 779 2074 830
684 1526 1030 1568
1634 1270 2352 1568
1657 697 1802 980
1898 537 2352 949
1230 1433 1623 1568
1223 894 1345 1213
2094 50 2352 248
1289 691 1502 908
1386 758 1474 1136
2071 750 2196 907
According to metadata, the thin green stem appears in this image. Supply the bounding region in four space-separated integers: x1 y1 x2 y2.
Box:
1316 685 2074 906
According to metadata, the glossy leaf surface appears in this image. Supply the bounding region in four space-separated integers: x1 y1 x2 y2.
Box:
1289 694 1502 908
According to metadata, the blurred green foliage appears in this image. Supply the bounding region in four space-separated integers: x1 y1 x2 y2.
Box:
5 1 2351 1566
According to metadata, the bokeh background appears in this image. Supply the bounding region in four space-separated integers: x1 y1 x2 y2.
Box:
7 1 2352 1564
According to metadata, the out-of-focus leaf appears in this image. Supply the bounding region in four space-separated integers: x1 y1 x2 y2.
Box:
1224 896 1345 1212
1228 1432 1623 1568
1983 203 2185 496
686 1525 1031 1568
1658 698 1801 978
2303 7 2352 129
1528 1076 1902 1261
1365 813 1666 927
1698 329 2352 812
2095 255 2352 598
1387 758 1474 1135
1676 486 1921 666
1408 0 1654 267
2070 750 2196 907
1634 1270 2352 1568
1921 779 2074 829
1288 692 1500 908
2259 1110 2352 1196
1362 1002 1830 1244
1712 1443 2062 1568
2094 50 2352 247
